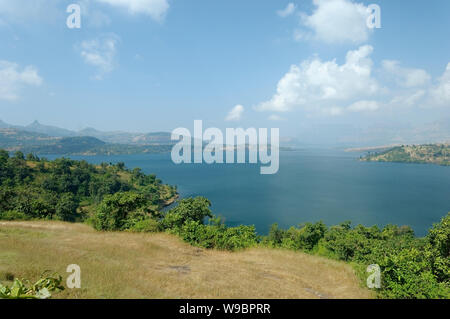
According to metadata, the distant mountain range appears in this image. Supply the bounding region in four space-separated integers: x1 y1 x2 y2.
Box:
2 118 449 155
0 119 175 155
0 119 173 145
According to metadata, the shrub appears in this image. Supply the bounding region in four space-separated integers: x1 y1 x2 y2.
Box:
379 248 448 299
128 218 159 233
426 213 450 283
160 197 212 230
54 193 79 222
93 192 147 231
177 219 258 251
0 210 29 221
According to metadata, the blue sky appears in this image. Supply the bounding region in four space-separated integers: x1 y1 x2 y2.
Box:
0 0 449 145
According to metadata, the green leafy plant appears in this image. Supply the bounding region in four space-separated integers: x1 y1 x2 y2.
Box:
0 272 64 299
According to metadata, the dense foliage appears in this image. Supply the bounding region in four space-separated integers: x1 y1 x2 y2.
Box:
0 149 177 222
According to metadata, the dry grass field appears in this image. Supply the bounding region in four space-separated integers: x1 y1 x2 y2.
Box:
0 221 373 299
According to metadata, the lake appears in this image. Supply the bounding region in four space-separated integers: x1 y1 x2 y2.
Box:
53 149 450 237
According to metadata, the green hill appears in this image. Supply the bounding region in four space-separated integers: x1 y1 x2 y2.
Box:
0 128 173 155
361 144 450 166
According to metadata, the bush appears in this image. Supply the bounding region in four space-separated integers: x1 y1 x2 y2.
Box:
93 192 147 231
128 218 159 233
426 213 450 283
379 248 448 299
54 193 79 222
0 210 29 221
160 197 212 230
177 220 258 251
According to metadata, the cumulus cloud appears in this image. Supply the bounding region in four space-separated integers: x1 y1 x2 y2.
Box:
78 35 119 79
382 60 431 88
254 46 449 117
0 60 43 101
430 63 450 106
226 104 244 121
256 45 378 113
297 0 372 44
95 0 169 21
277 3 296 18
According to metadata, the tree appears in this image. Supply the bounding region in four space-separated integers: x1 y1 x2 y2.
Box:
55 193 79 222
93 192 147 231
0 149 9 163
426 213 450 283
26 153 39 162
161 197 212 230
14 151 24 160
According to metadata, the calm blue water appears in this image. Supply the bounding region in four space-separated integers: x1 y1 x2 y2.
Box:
50 149 450 237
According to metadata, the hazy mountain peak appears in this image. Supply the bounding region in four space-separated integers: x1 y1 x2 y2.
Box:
28 120 41 127
24 120 75 137
79 127 101 134
0 119 11 128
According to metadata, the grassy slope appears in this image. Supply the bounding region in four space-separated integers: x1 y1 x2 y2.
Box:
0 221 373 299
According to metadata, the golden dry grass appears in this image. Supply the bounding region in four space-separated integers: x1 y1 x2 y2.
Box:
0 221 373 299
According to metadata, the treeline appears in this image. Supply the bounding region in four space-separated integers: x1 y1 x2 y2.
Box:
0 149 177 222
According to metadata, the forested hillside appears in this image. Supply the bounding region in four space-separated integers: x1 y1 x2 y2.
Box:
0 149 177 222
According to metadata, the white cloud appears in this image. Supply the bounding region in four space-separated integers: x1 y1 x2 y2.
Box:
268 114 286 121
226 105 244 121
298 0 372 44
389 90 426 107
256 45 378 113
322 106 344 116
430 63 450 106
0 0 62 25
347 100 379 112
78 35 119 79
95 0 169 21
254 47 450 117
0 60 43 101
277 3 296 18
382 60 431 88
